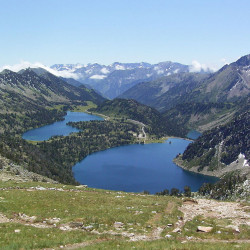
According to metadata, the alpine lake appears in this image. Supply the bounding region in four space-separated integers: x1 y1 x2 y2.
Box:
23 111 218 194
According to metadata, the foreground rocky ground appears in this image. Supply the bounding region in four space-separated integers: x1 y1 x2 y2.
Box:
0 179 249 249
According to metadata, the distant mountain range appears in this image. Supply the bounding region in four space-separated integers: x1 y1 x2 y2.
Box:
120 55 250 111
51 61 194 98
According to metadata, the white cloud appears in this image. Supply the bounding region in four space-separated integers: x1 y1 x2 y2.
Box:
0 61 80 80
189 60 211 72
100 67 110 74
189 59 231 73
89 74 107 80
115 65 125 70
221 58 228 65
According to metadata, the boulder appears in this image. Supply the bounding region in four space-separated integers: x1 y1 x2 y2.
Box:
172 227 181 233
114 221 124 228
83 225 94 231
197 226 213 232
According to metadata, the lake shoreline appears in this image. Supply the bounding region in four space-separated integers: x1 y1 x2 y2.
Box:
173 157 222 178
22 110 217 191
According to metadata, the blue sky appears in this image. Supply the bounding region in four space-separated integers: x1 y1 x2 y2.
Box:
0 0 249 69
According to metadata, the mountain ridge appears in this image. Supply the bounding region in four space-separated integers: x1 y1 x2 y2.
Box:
120 54 250 111
51 61 200 98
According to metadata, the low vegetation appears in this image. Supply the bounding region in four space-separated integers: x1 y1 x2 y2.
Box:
0 181 249 249
198 171 249 200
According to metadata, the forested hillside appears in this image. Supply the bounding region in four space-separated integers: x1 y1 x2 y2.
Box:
175 100 249 177
0 69 107 183
91 98 182 137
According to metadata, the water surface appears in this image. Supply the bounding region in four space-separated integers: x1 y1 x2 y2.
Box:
73 138 217 194
187 130 202 140
22 111 103 141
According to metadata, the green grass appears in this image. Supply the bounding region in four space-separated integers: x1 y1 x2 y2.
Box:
83 239 250 250
47 104 65 111
0 181 249 249
0 223 102 250
71 101 97 112
0 182 178 233
182 215 250 241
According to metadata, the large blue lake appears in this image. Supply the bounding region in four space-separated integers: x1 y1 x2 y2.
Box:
22 111 103 141
22 111 217 193
73 138 217 194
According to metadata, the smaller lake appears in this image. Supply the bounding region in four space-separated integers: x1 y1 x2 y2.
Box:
187 130 202 140
22 111 103 141
73 138 218 194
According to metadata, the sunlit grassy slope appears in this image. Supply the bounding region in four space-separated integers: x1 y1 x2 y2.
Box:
0 181 249 249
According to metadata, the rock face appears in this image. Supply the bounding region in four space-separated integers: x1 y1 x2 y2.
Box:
197 226 213 233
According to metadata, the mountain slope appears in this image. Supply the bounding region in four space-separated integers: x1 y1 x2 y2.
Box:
0 69 105 134
120 72 209 111
191 55 250 103
120 55 250 111
175 100 250 178
162 102 237 136
0 68 105 109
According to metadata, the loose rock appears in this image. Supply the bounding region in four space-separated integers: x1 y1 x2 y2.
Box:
172 227 181 233
165 234 172 238
197 226 213 233
114 221 124 228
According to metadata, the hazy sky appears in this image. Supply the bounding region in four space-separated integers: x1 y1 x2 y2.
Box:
1 0 249 69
